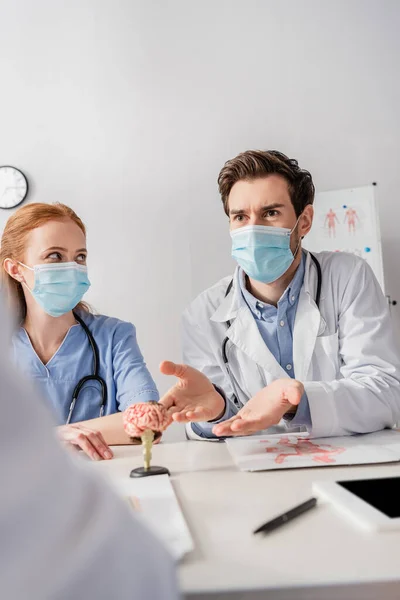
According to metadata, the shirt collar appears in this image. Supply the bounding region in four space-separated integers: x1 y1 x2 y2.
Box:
239 251 306 319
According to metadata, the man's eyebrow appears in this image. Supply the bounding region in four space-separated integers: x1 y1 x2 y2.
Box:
229 203 285 215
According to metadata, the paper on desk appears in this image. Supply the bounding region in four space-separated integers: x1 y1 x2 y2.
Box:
226 429 400 472
109 474 194 561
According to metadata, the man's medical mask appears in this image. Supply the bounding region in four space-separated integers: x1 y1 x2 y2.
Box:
230 218 301 283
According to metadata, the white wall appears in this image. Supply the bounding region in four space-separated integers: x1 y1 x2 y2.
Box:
1 0 400 435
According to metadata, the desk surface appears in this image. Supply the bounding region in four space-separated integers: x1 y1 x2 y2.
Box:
92 441 400 600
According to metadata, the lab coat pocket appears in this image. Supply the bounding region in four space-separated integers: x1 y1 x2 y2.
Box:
313 331 340 379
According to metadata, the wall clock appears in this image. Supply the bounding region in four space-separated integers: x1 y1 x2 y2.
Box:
0 166 28 209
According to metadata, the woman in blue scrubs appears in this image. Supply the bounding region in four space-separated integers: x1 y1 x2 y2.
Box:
1 202 159 460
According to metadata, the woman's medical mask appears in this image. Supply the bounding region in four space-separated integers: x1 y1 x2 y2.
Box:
18 261 91 317
230 218 301 283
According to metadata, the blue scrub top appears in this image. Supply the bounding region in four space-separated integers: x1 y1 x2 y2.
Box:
11 311 159 425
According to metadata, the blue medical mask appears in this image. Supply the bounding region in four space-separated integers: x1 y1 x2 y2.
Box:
230 219 301 283
19 261 91 317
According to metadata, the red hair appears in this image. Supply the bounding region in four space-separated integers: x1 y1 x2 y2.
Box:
0 202 90 321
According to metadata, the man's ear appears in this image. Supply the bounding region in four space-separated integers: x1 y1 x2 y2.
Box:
3 259 24 283
299 205 314 238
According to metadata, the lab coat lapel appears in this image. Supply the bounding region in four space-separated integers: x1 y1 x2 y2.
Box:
293 252 327 380
293 288 321 381
228 305 289 380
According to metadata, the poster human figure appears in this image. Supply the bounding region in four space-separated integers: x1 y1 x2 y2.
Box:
324 208 339 237
344 207 359 234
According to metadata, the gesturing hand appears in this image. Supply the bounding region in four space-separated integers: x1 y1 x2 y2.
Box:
212 379 304 437
159 361 225 423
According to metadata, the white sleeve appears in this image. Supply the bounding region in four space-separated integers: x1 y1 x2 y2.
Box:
0 299 179 600
182 307 238 440
305 260 400 438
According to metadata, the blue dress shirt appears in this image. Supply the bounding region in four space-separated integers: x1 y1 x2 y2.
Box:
11 310 159 425
240 254 305 375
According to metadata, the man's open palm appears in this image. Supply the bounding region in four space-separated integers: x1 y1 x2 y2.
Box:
159 362 225 423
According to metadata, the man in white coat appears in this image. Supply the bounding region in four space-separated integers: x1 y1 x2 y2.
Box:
0 295 179 600
160 150 400 439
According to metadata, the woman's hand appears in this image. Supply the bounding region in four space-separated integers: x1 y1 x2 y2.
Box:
57 423 114 461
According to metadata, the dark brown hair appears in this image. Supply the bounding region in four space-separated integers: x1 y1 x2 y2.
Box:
218 150 315 217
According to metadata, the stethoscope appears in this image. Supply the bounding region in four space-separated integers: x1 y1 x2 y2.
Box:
65 312 107 424
221 253 322 406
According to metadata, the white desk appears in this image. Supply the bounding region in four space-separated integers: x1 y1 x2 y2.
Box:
92 441 400 600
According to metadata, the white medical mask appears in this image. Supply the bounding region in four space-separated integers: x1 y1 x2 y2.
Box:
230 217 301 283
18 261 91 317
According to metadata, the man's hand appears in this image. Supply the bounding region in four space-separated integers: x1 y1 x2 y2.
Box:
57 423 114 461
159 361 225 423
212 379 304 437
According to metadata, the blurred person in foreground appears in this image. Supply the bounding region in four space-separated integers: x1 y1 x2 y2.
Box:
0 294 179 600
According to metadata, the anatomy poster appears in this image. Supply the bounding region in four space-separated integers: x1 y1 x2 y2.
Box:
226 430 400 471
303 185 385 291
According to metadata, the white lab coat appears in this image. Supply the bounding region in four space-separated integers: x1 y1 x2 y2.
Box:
183 251 400 439
0 297 179 600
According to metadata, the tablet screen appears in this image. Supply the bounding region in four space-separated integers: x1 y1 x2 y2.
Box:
338 477 400 518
